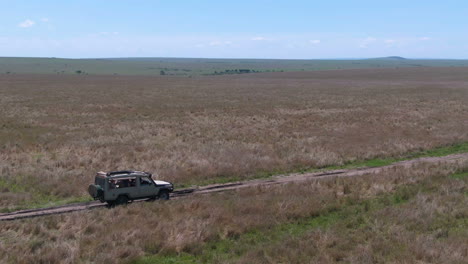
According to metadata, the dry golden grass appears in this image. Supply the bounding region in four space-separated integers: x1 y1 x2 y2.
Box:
235 173 468 264
0 67 468 208
0 158 466 263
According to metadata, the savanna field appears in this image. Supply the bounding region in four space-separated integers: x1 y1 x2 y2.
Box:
0 65 467 263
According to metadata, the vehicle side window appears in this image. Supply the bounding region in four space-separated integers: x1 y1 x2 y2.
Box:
96 177 106 187
140 176 153 186
108 179 116 189
111 178 136 189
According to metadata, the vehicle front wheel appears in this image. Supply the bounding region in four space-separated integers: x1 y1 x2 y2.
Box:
158 190 170 200
116 195 129 205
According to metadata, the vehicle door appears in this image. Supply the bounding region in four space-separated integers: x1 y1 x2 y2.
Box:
137 176 157 198
106 177 137 200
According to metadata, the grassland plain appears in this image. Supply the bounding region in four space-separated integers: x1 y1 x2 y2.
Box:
0 67 468 210
2 57 468 76
0 159 466 263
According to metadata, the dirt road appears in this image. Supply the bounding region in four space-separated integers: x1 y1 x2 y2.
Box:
1 152 467 221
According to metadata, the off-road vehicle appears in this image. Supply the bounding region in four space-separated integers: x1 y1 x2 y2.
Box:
88 170 174 205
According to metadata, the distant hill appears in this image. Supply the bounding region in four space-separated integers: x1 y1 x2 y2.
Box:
386 56 407 60
371 56 408 60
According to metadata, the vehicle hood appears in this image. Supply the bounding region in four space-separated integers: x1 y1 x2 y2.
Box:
154 180 172 185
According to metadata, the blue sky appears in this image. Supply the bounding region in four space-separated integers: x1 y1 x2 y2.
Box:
1 0 467 59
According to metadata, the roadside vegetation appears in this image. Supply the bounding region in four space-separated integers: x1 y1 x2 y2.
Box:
0 158 466 263
0 141 466 213
1 67 468 210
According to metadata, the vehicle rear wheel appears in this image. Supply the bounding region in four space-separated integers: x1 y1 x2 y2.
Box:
116 195 129 205
159 190 170 200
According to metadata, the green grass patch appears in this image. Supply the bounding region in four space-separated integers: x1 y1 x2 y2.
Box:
134 254 199 264
136 169 466 263
0 178 92 213
180 141 468 188
133 178 423 264
328 141 468 170
20 195 93 210
0 194 92 213
450 171 468 179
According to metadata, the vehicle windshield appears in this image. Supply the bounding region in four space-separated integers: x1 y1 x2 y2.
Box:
140 176 153 186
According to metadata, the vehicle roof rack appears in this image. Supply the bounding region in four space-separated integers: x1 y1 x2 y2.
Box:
106 170 135 176
98 170 152 178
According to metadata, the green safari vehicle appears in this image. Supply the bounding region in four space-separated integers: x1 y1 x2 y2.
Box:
88 170 174 205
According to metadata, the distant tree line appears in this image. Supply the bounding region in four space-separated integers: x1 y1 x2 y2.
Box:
208 69 284 75
75 70 89 75
214 69 255 75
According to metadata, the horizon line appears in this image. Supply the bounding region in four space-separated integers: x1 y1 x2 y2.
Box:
1 56 468 61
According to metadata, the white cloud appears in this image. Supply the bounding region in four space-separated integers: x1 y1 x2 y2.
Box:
309 39 321 44
90 32 120 37
99 32 119 35
209 41 222 46
251 36 266 41
359 37 377 48
18 19 35 28
384 39 402 48
0 33 453 59
209 41 232 46
419 37 431 41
